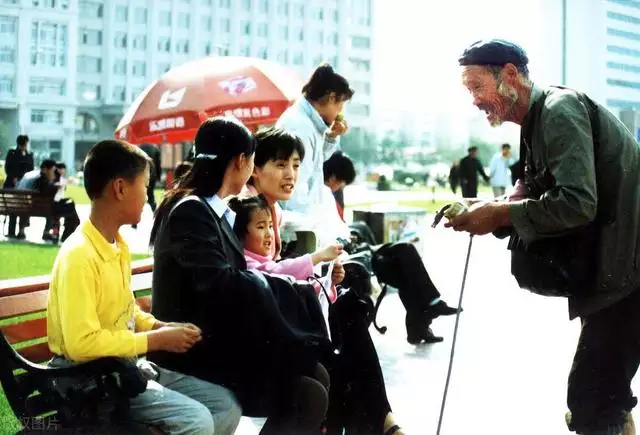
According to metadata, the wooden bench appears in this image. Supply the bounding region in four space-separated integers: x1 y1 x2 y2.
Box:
0 258 154 433
0 189 56 236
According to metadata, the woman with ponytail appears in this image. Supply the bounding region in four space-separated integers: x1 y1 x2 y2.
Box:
148 117 331 435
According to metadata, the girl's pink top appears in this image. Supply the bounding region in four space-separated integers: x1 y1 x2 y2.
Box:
243 249 338 303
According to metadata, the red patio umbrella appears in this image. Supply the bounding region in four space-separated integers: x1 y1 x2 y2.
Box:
115 56 303 144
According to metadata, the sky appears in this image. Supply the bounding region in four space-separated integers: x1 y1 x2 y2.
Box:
371 0 556 144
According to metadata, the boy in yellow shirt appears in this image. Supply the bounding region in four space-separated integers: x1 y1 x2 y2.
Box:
47 139 241 434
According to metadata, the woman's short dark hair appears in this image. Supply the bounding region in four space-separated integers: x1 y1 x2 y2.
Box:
151 116 255 245
253 127 305 168
323 151 356 185
302 63 354 103
83 140 150 200
228 194 271 241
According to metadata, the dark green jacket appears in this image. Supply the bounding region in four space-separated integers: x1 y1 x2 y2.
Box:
509 84 640 319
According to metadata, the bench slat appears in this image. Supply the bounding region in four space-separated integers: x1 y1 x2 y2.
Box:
2 317 47 345
18 342 52 363
0 258 154 297
1 295 151 347
0 290 49 320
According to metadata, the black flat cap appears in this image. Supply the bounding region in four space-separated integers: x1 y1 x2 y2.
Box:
458 39 529 68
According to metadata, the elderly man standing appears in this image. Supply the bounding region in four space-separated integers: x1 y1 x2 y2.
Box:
447 39 640 435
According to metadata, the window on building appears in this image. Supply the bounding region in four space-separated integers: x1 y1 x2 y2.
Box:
293 52 303 65
202 0 212 5
132 87 144 100
277 50 288 63
607 78 640 89
178 12 190 28
115 5 128 21
218 0 230 7
132 60 146 76
608 27 640 42
259 0 268 13
351 36 370 49
77 83 101 101
80 28 102 45
279 26 288 39
77 55 101 73
133 35 146 50
258 47 268 59
157 37 171 52
31 22 68 67
240 45 250 56
295 4 304 18
79 1 103 18
0 47 15 63
257 23 268 37
202 16 212 31
297 29 304 41
317 31 323 44
242 0 250 10
242 21 251 35
32 0 68 9
333 9 339 22
134 8 147 24
348 104 370 117
278 1 289 16
30 109 63 124
607 45 640 57
114 31 127 48
112 86 126 101
158 62 171 75
220 18 230 32
0 76 14 95
75 113 99 133
159 11 172 26
349 58 370 72
113 59 127 74
315 8 324 20
0 16 17 35
176 39 189 54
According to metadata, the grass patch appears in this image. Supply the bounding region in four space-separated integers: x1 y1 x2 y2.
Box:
0 243 150 280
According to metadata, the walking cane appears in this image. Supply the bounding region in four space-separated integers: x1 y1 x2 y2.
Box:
431 204 474 435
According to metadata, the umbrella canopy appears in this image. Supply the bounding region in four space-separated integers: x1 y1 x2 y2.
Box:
115 56 303 144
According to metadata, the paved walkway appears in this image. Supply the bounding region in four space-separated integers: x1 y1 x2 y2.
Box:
2 206 638 434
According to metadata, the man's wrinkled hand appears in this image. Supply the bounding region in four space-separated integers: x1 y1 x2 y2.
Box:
444 201 510 235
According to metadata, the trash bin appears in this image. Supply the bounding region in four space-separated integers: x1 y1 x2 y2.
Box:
351 205 428 246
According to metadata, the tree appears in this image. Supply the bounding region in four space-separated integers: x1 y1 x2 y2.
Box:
340 127 378 165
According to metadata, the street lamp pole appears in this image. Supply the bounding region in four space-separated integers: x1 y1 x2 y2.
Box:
561 0 567 86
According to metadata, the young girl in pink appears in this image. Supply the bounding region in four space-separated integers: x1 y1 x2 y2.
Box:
228 194 344 302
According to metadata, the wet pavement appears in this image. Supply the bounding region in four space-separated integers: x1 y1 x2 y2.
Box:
2 205 637 434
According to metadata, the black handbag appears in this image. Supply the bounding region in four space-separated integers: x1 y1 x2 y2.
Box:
508 87 601 297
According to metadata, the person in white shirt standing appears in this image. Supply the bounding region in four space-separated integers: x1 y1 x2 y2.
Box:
489 143 516 197
276 63 351 215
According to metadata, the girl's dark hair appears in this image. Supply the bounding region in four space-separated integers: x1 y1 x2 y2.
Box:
150 116 256 245
228 194 271 240
253 126 306 168
302 63 354 103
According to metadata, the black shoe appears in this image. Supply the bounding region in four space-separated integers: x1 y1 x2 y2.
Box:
406 313 444 345
15 232 26 240
428 300 461 319
407 326 444 345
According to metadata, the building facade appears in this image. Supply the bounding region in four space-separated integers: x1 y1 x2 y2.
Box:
0 0 374 171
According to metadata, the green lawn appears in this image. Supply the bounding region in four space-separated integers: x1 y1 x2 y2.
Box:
0 243 150 280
